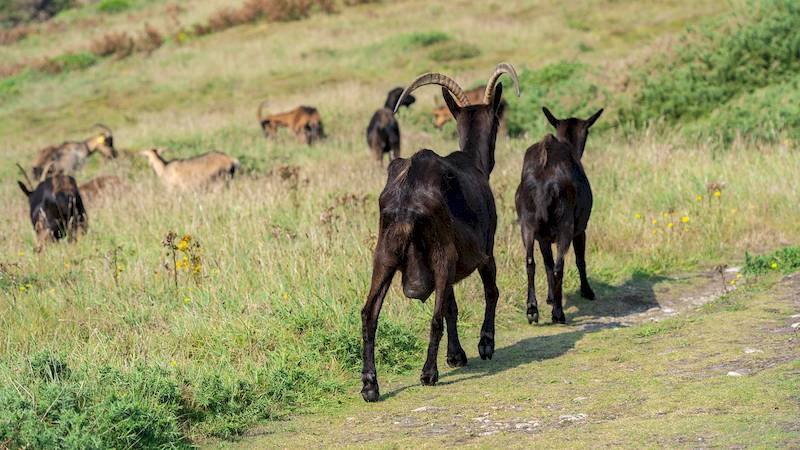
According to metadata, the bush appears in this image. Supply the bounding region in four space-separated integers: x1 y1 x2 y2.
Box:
742 246 800 275
0 0 74 27
35 51 98 73
428 41 480 62
89 31 134 58
96 0 131 13
503 61 606 137
621 0 800 128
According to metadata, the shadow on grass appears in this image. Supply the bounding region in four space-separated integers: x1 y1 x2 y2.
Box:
381 269 670 399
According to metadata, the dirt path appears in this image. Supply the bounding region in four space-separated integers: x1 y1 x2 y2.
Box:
216 271 800 449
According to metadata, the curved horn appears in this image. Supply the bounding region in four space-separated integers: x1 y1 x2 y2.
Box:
39 161 55 182
92 123 113 137
16 163 33 190
483 62 521 105
394 73 469 114
257 100 269 122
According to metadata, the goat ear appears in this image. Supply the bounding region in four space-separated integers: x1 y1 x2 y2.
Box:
491 83 504 115
18 181 31 197
442 87 461 118
586 108 604 128
542 107 559 129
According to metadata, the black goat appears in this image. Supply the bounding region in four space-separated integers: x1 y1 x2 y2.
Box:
17 165 87 252
514 107 603 324
360 64 520 402
366 87 415 165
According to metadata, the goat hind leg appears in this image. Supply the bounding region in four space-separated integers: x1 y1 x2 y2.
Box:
445 290 467 367
522 227 539 324
550 235 572 324
478 257 499 360
574 231 596 300
421 275 451 385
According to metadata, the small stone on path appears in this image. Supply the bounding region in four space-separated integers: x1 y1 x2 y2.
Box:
727 371 744 377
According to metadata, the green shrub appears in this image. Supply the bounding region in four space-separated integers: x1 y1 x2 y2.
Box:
621 0 800 128
742 246 800 275
503 61 606 137
428 41 480 62
49 51 99 71
97 0 132 13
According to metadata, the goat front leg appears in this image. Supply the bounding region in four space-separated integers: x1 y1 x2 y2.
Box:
421 273 451 385
574 231 596 300
361 255 396 402
444 289 467 367
478 257 499 360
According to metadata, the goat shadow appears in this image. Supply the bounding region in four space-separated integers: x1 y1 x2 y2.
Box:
381 270 669 398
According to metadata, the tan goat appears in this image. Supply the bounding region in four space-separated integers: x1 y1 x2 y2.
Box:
139 148 240 190
32 124 117 179
257 100 325 145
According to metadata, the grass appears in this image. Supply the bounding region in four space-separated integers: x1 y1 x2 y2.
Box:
0 0 798 446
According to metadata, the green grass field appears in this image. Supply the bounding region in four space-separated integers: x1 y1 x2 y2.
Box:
1 0 799 447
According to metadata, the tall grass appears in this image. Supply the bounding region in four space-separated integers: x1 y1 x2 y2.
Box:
0 0 798 445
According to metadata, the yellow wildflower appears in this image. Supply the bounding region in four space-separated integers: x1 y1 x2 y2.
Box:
18 250 24 257
282 292 289 301
634 213 641 220
192 264 202 274
681 216 689 223
651 219 658 225
667 222 674 229
183 297 191 305
176 235 191 252
770 262 779 270
713 190 721 198
169 360 177 367
730 279 737 285
730 208 738 214
695 195 703 201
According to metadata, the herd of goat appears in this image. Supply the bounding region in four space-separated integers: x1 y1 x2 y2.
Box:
14 62 604 403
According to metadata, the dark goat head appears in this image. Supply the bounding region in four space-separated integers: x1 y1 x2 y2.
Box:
542 107 603 159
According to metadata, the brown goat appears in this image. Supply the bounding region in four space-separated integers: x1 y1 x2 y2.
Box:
139 148 240 190
360 64 520 402
432 85 508 130
78 175 125 204
257 101 325 145
515 107 603 324
32 124 117 179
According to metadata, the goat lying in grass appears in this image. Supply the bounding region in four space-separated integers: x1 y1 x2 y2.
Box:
32 124 117 179
360 64 520 402
257 100 325 145
17 165 87 252
139 148 240 190
366 87 415 166
79 175 125 204
515 107 603 324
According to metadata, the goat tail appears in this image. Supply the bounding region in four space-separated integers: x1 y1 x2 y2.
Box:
230 158 241 176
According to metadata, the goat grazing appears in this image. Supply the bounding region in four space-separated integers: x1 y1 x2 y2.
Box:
17 164 87 252
432 85 508 131
360 64 520 402
366 87 416 166
139 148 240 190
514 107 603 324
32 124 117 179
79 175 125 204
257 101 325 145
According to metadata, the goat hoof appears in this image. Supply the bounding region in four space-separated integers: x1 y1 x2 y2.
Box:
361 374 380 402
581 286 596 300
420 370 439 386
478 336 495 360
551 311 566 324
527 307 539 324
361 385 380 402
447 349 468 368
